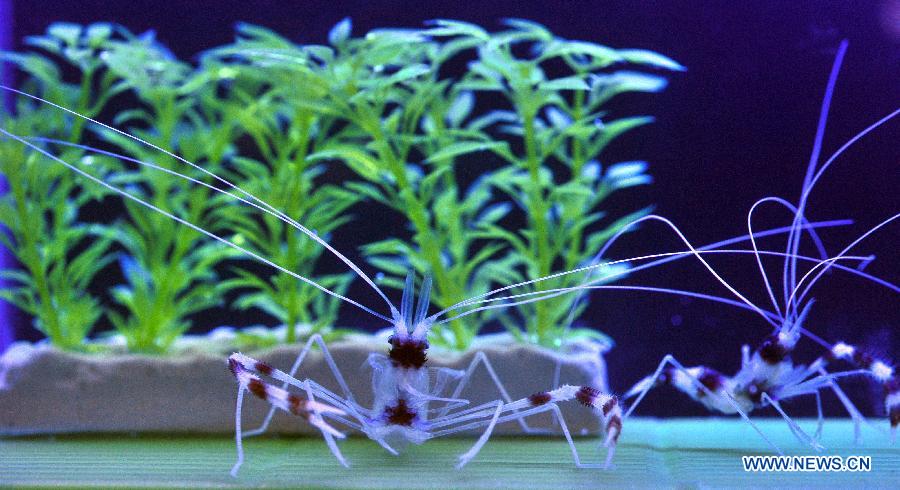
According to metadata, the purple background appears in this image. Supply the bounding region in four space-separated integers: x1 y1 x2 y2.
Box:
1 1 898 417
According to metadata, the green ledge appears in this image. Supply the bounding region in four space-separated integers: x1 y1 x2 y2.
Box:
1 418 897 488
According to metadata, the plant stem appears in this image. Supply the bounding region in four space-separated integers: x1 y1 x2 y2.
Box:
68 70 94 144
10 163 66 348
372 129 470 348
522 105 552 344
283 111 313 343
429 114 474 348
565 88 588 271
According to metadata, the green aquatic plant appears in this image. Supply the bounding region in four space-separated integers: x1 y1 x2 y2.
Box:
0 19 679 353
0 118 113 351
94 31 239 353
198 37 362 343
424 19 681 346
0 23 121 350
212 19 679 349
4 24 242 353
209 22 511 349
223 19 678 348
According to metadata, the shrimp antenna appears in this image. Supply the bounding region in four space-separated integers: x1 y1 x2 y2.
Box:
784 105 900 315
15 135 398 322
0 128 392 322
0 84 398 319
438 249 879 326
782 41 900 319
783 299 815 340
562 198 835 331
438 283 782 328
401 271 416 329
783 40 848 311
788 109 900 307
430 215 771 325
784 254 877 320
746 196 833 320
414 276 433 327
793 213 900 308
428 213 884 324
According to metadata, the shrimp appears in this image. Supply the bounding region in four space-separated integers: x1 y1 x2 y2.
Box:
617 40 899 451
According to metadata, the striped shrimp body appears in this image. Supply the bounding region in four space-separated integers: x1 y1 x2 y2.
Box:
626 303 899 449
620 40 900 451
225 272 622 472
827 341 899 440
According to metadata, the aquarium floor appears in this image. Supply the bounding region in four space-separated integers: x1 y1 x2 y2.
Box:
1 418 897 489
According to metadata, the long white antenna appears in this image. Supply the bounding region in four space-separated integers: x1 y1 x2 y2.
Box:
0 85 398 318
0 128 392 322
432 215 769 323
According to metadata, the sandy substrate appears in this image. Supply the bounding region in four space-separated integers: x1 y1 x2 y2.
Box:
0 329 609 436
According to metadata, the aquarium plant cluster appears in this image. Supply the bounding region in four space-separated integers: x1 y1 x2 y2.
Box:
0 19 682 353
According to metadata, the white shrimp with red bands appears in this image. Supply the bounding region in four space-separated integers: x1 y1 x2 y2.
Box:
228 354 346 439
621 40 899 451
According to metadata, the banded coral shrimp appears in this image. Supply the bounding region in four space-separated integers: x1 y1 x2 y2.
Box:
0 83 640 473
445 210 898 453
3 79 889 476
573 40 900 453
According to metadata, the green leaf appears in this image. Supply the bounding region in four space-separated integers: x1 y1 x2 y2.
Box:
22 36 62 53
0 52 60 85
367 256 410 276
585 206 653 253
361 238 412 256
539 76 589 92
472 224 528 256
234 23 293 47
475 203 512 224
418 165 452 201
445 91 474 127
0 288 35 315
592 116 654 155
540 40 621 64
426 141 506 163
606 160 648 179
308 147 381 180
564 327 614 347
548 181 594 201
328 18 352 46
86 24 113 48
386 64 431 85
344 182 392 207
0 268 34 286
501 18 553 42
462 243 505 279
48 23 82 46
619 49 686 71
423 20 490 41
593 71 668 94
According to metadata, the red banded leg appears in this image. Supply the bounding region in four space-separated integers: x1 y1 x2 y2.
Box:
430 385 622 469
827 341 897 441
245 334 363 438
623 354 784 454
228 355 347 476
